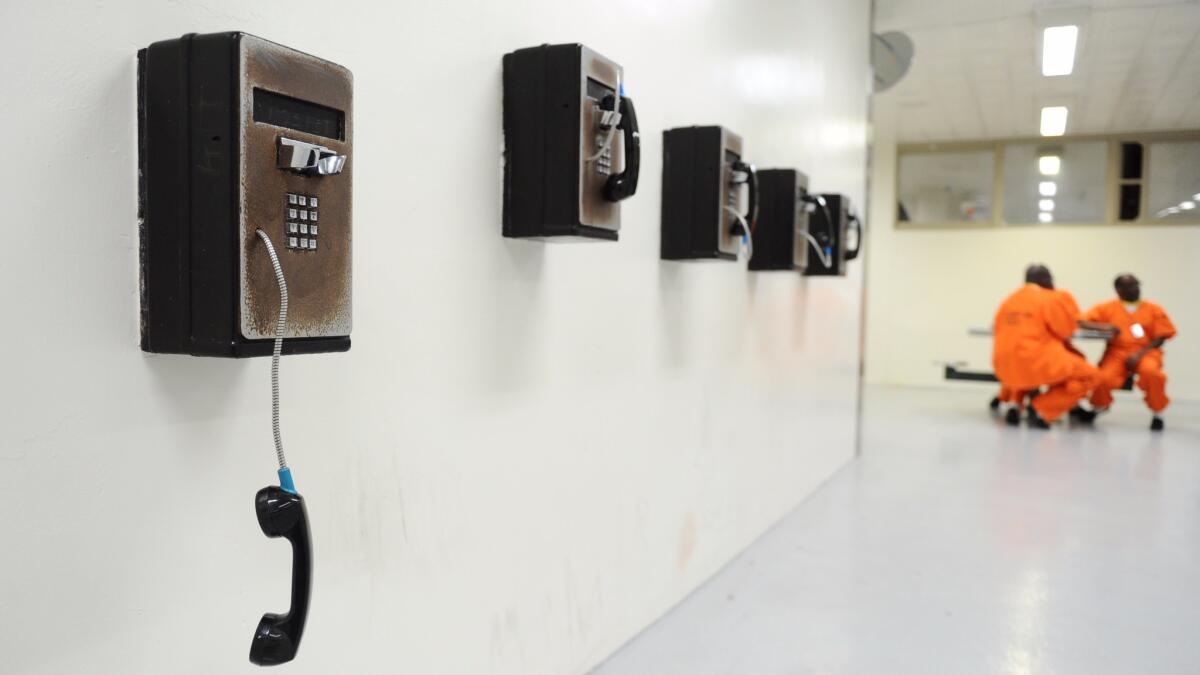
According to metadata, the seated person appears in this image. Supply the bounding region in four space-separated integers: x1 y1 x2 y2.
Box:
991 266 1106 426
1078 274 1177 431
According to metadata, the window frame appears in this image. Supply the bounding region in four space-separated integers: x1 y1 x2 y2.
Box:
896 130 1200 229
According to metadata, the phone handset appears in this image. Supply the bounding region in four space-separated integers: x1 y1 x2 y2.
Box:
731 160 758 233
250 485 312 666
845 213 862 261
248 231 313 666
602 92 640 202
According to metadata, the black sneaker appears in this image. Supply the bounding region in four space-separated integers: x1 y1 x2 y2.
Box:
1004 408 1021 426
1151 417 1164 432
1069 406 1097 424
1027 408 1051 430
989 396 1001 410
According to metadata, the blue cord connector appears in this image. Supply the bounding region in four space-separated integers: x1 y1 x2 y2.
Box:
278 467 297 494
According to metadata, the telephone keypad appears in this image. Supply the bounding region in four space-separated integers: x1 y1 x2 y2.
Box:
594 131 613 177
285 193 319 251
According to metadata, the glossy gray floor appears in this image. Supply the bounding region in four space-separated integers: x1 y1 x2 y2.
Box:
592 385 1200 675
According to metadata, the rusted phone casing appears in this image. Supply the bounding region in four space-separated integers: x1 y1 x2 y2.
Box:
138 32 352 357
502 43 624 241
660 126 746 261
749 169 811 272
804 193 853 277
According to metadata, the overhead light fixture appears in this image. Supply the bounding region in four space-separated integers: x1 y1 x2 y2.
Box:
1193 193 1200 200
1042 25 1079 76
1039 199 1055 211
1039 181 1057 197
1182 201 1197 210
1038 212 1054 223
1039 155 1061 175
1040 106 1068 136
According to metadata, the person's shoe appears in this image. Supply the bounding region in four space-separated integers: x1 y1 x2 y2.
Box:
1027 408 1051 430
1069 406 1097 425
1151 416 1164 432
989 396 1001 410
1004 407 1021 426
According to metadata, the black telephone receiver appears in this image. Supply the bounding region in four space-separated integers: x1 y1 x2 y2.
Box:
845 213 862 261
602 94 640 202
249 485 312 666
731 160 758 235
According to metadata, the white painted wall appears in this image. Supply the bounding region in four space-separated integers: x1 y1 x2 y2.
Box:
864 109 1200 402
0 1 870 673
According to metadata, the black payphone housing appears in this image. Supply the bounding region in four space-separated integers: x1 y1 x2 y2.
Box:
138 32 353 357
749 169 811 272
803 193 861 277
502 43 640 241
660 126 756 261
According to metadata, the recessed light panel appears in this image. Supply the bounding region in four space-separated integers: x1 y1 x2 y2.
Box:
1040 106 1068 136
1042 25 1079 77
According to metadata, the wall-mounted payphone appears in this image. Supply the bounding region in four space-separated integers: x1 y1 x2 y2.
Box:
139 32 351 666
803 193 862 276
749 169 811 272
139 32 352 357
660 126 757 261
502 43 640 241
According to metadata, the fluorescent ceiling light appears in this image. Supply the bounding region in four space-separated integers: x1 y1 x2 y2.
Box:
1040 106 1068 136
1193 193 1200 200
1182 201 1196 210
1038 212 1054 223
1039 155 1061 175
1042 25 1079 76
1039 181 1057 197
1039 199 1055 211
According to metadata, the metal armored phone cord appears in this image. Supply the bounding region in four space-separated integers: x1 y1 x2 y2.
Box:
256 229 297 493
725 206 753 261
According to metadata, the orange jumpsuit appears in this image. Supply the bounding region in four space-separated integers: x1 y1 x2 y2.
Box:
993 285 1098 422
1083 299 1176 412
997 385 1025 405
995 290 1084 409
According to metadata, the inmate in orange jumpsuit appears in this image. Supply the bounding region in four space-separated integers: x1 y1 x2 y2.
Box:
1083 299 1177 412
993 285 1098 422
994 290 1084 410
997 385 1026 405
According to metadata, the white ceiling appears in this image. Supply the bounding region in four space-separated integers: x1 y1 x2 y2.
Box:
875 0 1200 141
